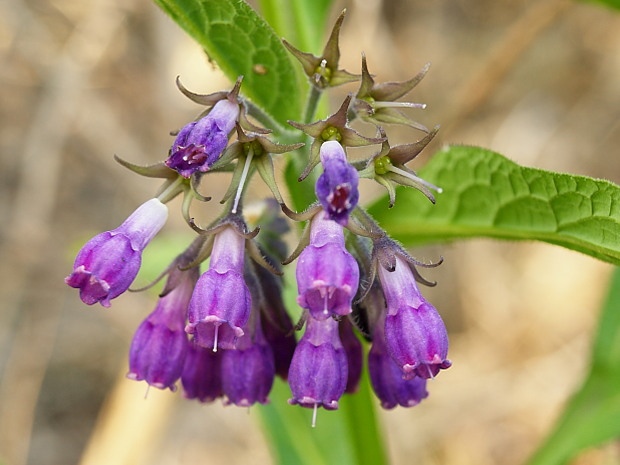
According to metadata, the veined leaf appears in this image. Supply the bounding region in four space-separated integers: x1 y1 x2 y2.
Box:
526 267 620 465
368 145 620 265
153 0 304 129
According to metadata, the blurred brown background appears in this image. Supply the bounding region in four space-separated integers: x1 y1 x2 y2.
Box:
1 0 619 464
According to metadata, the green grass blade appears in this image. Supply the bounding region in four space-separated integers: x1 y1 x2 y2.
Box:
526 267 620 465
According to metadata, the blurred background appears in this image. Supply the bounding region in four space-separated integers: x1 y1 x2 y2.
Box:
1 0 619 464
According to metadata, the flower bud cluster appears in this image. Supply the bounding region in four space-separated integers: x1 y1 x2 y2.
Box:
65 10 450 421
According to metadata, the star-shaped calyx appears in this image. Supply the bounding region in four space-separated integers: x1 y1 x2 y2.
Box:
358 127 441 207
353 54 430 132
211 124 303 214
289 94 385 181
282 10 360 89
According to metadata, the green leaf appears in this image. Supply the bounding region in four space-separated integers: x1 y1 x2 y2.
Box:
367 145 620 266
526 267 620 465
153 0 305 129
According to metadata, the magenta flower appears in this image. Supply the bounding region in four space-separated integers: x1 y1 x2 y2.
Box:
315 140 359 225
126 264 198 391
166 99 239 177
65 198 168 307
296 211 359 320
288 317 348 413
378 255 451 379
186 227 251 350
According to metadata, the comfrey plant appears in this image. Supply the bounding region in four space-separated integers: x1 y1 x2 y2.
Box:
66 7 620 461
65 10 450 422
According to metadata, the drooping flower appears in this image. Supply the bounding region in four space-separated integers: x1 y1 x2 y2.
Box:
181 340 223 403
315 140 359 225
126 261 198 391
186 226 251 351
65 198 168 307
221 318 275 407
368 311 429 409
378 254 450 379
296 211 359 320
288 316 348 418
166 98 240 178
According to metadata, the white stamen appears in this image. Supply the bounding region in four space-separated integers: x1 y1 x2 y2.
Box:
323 292 329 315
144 385 151 400
372 101 426 109
311 403 318 428
426 364 435 380
232 147 254 214
387 165 443 193
213 325 219 353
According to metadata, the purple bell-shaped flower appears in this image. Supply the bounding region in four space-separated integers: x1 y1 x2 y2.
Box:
368 311 429 409
126 262 198 391
288 316 348 425
378 256 451 379
181 340 223 403
65 198 168 307
166 99 239 178
186 226 251 351
221 317 275 407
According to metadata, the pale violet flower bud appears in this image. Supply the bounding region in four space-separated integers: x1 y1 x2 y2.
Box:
65 198 168 307
166 99 239 178
296 211 359 320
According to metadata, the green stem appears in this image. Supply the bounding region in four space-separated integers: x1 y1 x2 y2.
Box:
156 176 185 203
245 100 296 138
303 85 322 124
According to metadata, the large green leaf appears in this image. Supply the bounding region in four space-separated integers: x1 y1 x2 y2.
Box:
526 267 620 465
153 0 304 129
367 145 620 265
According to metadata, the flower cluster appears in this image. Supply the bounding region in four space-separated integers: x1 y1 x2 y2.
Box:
66 10 450 422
